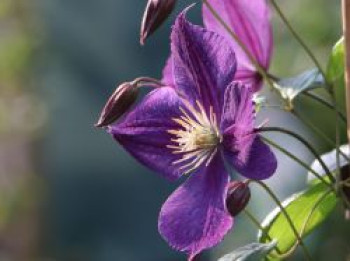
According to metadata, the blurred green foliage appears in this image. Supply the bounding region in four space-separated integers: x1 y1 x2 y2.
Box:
0 34 33 81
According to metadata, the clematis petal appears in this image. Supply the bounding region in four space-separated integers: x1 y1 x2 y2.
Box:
203 0 273 91
171 10 236 117
203 0 273 69
220 82 255 132
221 83 276 179
109 87 185 181
162 56 175 87
234 68 263 92
223 135 277 180
158 153 233 260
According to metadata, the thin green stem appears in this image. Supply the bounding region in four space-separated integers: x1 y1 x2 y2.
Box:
299 188 333 240
302 91 347 122
293 94 350 194
324 85 342 200
269 0 344 194
132 77 164 88
202 0 274 89
249 180 313 261
244 209 265 232
258 127 336 183
244 209 283 257
262 137 334 191
292 110 350 163
269 0 346 219
269 0 327 80
272 188 333 260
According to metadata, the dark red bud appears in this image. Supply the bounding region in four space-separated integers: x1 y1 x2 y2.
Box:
226 181 251 217
140 0 176 45
95 82 139 128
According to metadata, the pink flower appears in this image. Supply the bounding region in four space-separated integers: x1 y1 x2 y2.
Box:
163 0 273 92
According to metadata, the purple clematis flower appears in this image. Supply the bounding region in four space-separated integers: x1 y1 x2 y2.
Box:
108 10 277 260
163 0 273 92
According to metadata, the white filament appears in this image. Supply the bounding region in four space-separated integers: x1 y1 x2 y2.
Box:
167 100 221 174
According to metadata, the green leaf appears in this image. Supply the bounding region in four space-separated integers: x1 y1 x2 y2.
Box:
258 182 338 257
327 37 344 83
274 68 325 105
218 241 277 261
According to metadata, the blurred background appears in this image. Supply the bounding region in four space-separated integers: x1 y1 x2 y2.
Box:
0 0 348 260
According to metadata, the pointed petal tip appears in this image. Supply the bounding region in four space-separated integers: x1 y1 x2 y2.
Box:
140 33 146 46
170 3 197 39
94 121 104 128
94 120 110 128
188 253 198 261
171 5 237 115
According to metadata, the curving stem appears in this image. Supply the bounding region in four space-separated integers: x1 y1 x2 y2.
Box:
343 0 350 146
249 180 313 261
341 0 350 209
257 127 336 184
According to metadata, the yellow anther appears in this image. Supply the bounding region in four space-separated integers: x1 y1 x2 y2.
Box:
167 101 220 174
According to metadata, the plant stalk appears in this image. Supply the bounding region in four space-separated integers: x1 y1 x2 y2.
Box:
302 91 347 123
262 137 334 191
270 0 343 187
272 188 333 260
269 0 326 79
292 110 350 163
249 180 313 261
258 127 336 183
243 209 283 257
342 0 350 148
202 0 274 89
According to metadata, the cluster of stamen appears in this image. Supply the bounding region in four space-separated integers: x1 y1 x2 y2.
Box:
167 100 221 174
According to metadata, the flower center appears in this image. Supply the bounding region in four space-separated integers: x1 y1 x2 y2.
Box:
167 100 221 174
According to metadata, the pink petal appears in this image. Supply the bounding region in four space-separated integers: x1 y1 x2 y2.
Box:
203 0 273 90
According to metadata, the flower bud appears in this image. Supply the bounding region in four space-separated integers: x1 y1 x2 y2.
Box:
140 0 177 45
226 181 251 217
95 82 139 128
